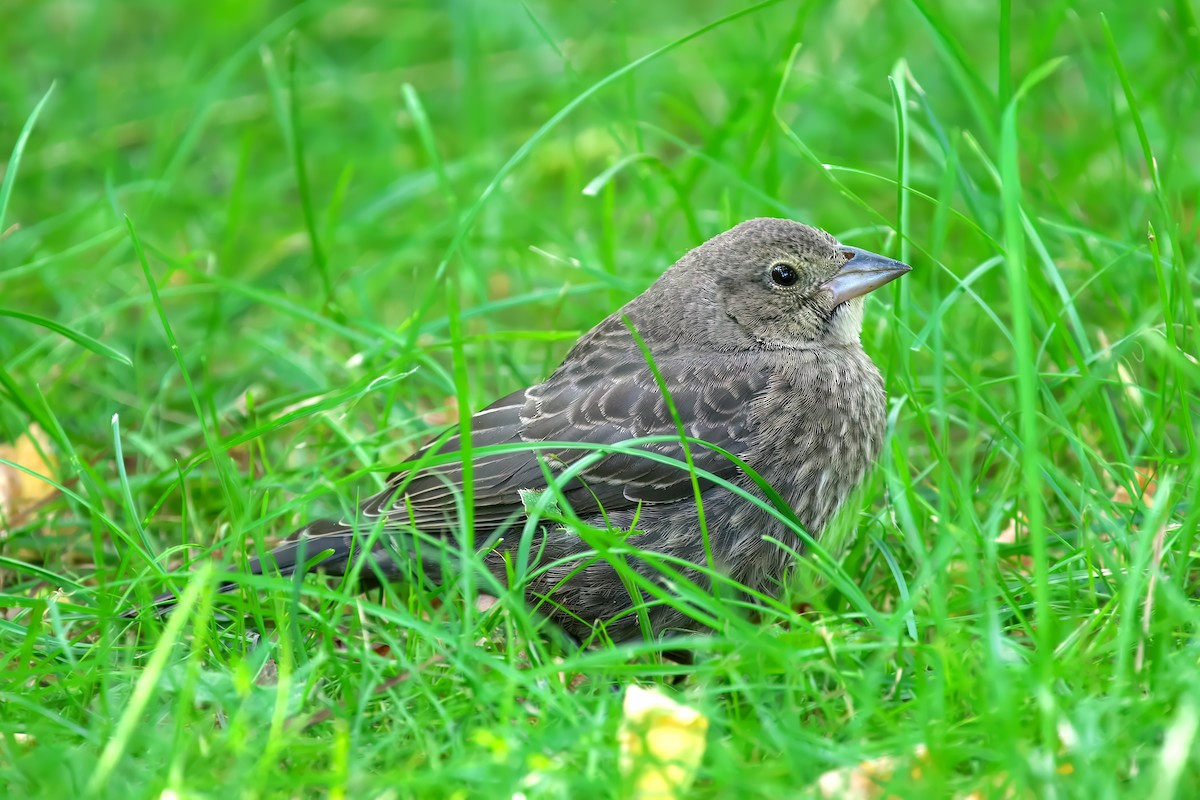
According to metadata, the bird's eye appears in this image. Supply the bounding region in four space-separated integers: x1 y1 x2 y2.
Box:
770 263 799 286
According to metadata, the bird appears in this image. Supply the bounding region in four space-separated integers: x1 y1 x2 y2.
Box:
137 218 910 645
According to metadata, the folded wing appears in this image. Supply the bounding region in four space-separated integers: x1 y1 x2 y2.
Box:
359 354 768 542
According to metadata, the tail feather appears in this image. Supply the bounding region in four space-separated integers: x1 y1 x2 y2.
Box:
242 519 361 580
125 508 520 619
124 518 396 618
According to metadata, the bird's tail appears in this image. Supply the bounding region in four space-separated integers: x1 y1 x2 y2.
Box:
125 518 411 618
241 519 369 583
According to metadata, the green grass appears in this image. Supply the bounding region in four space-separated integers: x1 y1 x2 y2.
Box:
2 0 1198 797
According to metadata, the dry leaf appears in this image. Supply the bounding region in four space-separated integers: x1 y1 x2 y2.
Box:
488 272 512 300
1111 467 1158 508
814 744 929 800
996 513 1035 575
0 424 59 535
422 396 459 427
618 685 708 800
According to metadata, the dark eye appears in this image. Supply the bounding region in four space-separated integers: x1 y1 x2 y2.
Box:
770 263 799 286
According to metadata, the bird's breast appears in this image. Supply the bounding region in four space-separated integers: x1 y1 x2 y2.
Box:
746 347 887 532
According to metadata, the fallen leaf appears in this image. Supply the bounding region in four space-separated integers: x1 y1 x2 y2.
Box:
618 685 708 800
422 396 459 427
814 744 929 800
488 272 512 300
0 424 59 535
1111 467 1158 508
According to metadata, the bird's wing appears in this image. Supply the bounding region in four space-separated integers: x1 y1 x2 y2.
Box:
359 355 768 540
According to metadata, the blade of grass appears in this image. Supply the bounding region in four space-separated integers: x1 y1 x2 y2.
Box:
0 82 55 235
85 564 215 795
0 309 132 366
999 56 1067 755
126 216 242 518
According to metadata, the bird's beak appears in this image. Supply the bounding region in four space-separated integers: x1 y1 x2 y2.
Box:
821 246 911 306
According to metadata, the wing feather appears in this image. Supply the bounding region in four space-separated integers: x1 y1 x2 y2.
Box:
360 354 768 541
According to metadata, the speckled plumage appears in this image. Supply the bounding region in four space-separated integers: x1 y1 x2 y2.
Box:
171 219 909 643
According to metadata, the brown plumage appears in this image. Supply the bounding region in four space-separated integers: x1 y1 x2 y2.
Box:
142 218 910 644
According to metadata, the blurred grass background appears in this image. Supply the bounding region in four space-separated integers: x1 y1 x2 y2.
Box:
1 0 1198 797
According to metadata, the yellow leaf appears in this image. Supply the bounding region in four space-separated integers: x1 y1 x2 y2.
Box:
618 685 708 800
0 424 59 534
814 744 929 800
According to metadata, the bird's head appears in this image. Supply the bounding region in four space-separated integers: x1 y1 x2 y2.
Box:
683 217 911 349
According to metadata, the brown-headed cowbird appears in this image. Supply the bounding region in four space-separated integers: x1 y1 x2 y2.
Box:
144 218 909 643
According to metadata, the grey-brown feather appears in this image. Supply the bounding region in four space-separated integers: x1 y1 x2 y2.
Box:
194 218 897 643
